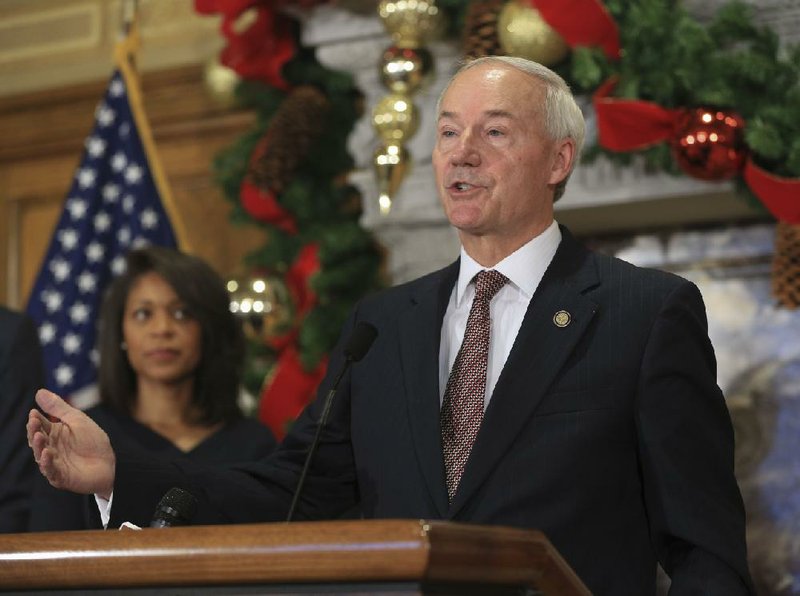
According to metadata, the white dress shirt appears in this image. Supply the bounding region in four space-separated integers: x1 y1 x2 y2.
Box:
439 221 562 408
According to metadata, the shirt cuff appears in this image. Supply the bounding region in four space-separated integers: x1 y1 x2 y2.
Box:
94 492 113 528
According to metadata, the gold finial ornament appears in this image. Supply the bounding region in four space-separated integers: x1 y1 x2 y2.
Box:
380 46 434 94
372 94 420 144
497 0 569 66
227 275 293 343
378 0 443 48
373 144 410 215
373 0 439 214
203 57 240 108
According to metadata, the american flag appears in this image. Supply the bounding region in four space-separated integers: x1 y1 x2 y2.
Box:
26 64 179 406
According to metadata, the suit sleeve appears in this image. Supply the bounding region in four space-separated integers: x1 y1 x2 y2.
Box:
635 281 754 594
0 314 45 533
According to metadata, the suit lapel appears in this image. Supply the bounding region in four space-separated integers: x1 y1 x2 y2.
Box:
449 230 600 516
399 261 458 517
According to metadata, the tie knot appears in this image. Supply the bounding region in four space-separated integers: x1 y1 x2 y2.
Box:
473 270 508 302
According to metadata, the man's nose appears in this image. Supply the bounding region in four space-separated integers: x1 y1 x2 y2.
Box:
449 132 481 167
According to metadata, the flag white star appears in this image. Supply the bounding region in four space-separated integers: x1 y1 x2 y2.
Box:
109 78 124 97
111 255 127 275
44 290 63 313
125 163 143 184
86 136 107 158
69 303 90 325
94 212 111 232
86 241 105 263
62 333 82 355
140 208 159 229
111 152 127 172
96 104 115 127
39 322 56 345
55 364 74 387
77 167 97 189
67 198 88 220
119 122 130 137
90 348 100 367
57 229 79 251
77 271 97 293
118 227 131 245
49 258 71 282
123 194 135 214
102 183 121 202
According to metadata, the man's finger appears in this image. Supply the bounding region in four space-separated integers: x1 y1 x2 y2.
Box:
35 388 74 422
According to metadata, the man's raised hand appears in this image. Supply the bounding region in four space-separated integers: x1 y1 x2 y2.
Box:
27 389 115 499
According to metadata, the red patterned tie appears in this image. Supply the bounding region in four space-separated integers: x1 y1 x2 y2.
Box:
441 269 508 502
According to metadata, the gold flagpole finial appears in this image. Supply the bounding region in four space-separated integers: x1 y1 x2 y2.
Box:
117 0 140 70
120 0 139 38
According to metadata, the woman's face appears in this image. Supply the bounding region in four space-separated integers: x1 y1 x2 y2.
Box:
122 271 202 388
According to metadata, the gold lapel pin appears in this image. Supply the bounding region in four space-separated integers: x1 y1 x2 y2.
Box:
553 310 571 328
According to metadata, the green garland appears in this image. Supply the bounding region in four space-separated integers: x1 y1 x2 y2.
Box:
213 46 382 392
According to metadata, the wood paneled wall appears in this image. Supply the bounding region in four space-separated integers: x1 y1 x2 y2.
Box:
0 64 266 308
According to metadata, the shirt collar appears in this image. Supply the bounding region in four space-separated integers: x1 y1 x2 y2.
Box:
455 221 562 306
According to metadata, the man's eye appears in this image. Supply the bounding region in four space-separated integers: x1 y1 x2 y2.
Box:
440 130 456 138
487 129 504 136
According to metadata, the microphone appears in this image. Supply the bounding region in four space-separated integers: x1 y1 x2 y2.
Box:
286 322 378 522
150 487 198 528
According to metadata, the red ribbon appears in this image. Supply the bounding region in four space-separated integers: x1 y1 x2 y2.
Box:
531 0 621 60
593 77 681 152
285 243 320 318
259 242 324 439
266 243 321 351
259 345 327 440
744 160 800 225
240 181 298 234
194 1 295 90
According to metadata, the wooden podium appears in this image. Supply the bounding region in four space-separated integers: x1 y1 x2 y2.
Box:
0 519 590 595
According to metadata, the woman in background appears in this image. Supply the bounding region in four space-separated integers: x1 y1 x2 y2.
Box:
29 246 276 530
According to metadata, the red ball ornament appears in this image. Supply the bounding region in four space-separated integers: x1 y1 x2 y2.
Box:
671 108 747 181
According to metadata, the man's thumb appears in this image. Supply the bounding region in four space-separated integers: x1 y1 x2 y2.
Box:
35 388 73 421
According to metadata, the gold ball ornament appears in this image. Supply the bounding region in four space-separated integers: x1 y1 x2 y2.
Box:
378 0 443 48
380 46 434 94
227 275 293 343
373 144 410 215
497 0 569 66
372 94 420 144
203 57 240 108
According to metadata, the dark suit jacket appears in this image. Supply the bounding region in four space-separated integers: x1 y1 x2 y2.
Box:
0 307 44 533
110 228 753 594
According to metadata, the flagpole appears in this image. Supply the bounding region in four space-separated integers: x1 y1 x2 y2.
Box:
113 1 193 253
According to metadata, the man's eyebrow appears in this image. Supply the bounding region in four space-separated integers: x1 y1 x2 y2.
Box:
437 109 515 121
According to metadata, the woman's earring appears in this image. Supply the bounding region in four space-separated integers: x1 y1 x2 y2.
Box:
120 341 127 351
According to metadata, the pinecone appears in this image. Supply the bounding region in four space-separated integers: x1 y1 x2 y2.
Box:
772 221 800 309
250 86 330 194
462 0 507 60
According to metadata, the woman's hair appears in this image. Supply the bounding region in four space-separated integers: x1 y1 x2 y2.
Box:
97 246 245 425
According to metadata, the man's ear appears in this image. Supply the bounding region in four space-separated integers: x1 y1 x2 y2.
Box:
548 138 576 186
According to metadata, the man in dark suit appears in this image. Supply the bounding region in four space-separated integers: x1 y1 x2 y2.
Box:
29 56 753 594
1 306 44 532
